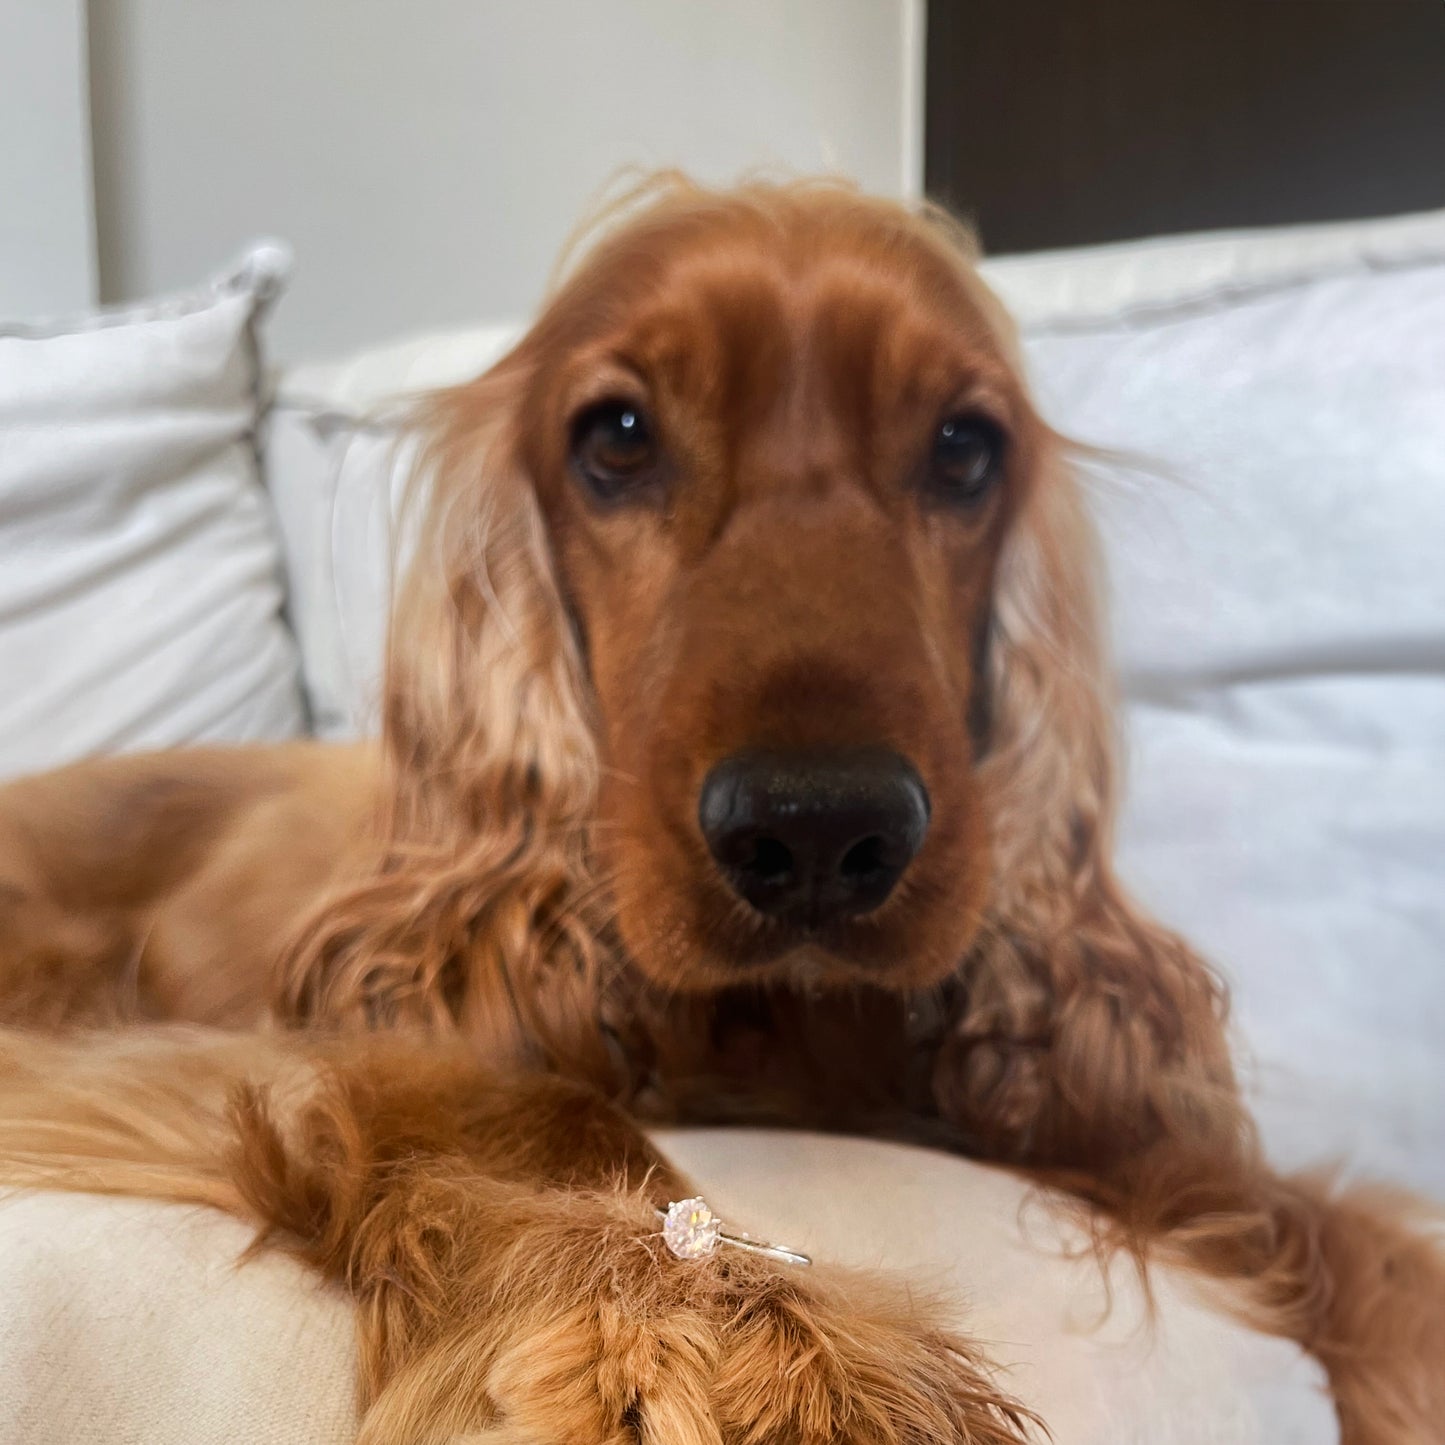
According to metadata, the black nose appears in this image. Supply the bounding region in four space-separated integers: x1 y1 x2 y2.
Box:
697 749 931 929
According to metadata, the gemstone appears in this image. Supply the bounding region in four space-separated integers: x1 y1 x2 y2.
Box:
661 1196 722 1260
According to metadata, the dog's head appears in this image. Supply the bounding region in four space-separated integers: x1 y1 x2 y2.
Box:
380 178 1111 1015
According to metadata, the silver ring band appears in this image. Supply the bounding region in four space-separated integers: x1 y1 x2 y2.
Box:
655 1197 811 1267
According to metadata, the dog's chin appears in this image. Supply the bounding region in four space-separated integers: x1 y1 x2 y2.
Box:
617 901 977 997
758 942 909 993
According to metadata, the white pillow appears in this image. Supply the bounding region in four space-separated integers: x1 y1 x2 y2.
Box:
987 209 1445 1199
265 324 521 737
0 247 307 779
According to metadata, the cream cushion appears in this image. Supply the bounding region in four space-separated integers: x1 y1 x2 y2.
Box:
0 1132 1335 1444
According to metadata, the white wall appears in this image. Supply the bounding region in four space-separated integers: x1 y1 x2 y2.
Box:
88 0 922 360
0 0 95 316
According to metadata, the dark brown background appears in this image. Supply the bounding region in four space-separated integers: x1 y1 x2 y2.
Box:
926 0 1445 254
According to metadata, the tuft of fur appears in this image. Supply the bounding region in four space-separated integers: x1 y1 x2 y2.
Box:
274 369 619 1090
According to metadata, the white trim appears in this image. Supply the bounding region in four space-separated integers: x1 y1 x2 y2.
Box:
0 0 97 315
981 204 1445 331
75 0 98 305
899 0 927 200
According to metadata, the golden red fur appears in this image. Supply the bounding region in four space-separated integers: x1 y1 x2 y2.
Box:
0 177 1439 1444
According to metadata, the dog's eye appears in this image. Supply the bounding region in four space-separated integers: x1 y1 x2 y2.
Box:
570 400 659 501
928 414 1006 506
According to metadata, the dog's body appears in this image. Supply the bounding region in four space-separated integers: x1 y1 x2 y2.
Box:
0 178 1440 1445
0 743 372 1026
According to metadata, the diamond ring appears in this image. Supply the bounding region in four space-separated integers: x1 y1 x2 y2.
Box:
656 1196 811 1267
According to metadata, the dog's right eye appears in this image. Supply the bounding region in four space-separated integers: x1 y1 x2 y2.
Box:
570 400 660 502
926 413 1007 508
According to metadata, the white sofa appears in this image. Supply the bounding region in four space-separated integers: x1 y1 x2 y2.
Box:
3 205 1444 1443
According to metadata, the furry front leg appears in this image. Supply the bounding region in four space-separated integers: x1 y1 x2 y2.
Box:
0 1030 1036 1445
927 984 1445 1445
338 1179 1035 1445
234 1045 1036 1444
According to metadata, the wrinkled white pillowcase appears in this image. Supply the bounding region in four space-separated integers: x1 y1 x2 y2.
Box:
0 247 307 780
986 211 1445 1198
265 324 520 737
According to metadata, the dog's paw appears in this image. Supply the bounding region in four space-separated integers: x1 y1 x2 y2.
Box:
709 1258 1037 1445
355 1189 1036 1445
479 1292 724 1445
480 1260 1035 1445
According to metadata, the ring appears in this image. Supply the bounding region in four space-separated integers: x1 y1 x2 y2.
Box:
656 1196 811 1267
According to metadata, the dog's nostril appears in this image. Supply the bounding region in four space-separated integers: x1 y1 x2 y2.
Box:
697 749 930 932
747 837 794 885
840 834 889 882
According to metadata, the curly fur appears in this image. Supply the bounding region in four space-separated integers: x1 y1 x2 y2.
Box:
276 373 615 1085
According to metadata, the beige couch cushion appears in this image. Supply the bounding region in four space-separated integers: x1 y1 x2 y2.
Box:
0 1132 1334 1445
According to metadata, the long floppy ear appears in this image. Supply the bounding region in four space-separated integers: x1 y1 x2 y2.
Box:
278 362 617 1085
935 440 1242 1168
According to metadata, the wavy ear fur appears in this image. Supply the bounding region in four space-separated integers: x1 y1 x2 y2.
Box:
278 363 617 1086
935 441 1241 1167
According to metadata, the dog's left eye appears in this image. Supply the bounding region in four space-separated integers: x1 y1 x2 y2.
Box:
928 414 1006 506
570 400 660 501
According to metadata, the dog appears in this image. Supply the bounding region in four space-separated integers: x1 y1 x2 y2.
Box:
0 177 1440 1445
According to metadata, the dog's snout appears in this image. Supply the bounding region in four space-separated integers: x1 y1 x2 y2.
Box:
697 749 930 929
